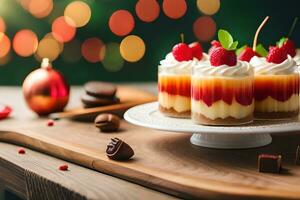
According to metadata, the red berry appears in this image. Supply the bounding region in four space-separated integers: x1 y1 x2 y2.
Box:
0 105 12 120
59 164 69 171
172 43 193 61
189 42 203 60
47 119 54 126
210 47 237 67
208 40 221 55
18 148 26 154
266 46 288 64
211 40 221 47
281 39 296 57
238 47 257 62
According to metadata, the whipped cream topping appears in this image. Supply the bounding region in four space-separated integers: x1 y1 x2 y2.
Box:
193 60 253 77
293 49 300 65
159 53 208 75
250 55 297 75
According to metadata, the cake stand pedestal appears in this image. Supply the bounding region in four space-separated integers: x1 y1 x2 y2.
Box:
124 102 300 149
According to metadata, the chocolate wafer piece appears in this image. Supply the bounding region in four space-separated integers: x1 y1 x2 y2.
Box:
81 94 120 107
84 81 117 98
258 154 282 173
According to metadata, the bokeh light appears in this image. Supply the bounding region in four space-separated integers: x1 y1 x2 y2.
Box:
0 17 6 33
52 16 76 43
0 52 10 66
62 39 81 63
102 43 124 72
109 10 135 36
197 0 220 15
13 29 38 57
0 33 11 58
44 33 64 53
36 37 60 61
193 16 216 42
64 1 91 28
162 0 187 19
120 35 145 62
135 0 160 23
28 0 53 18
81 38 105 63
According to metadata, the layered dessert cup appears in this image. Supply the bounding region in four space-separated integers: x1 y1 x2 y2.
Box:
158 41 207 118
192 61 254 125
191 29 255 125
250 55 299 119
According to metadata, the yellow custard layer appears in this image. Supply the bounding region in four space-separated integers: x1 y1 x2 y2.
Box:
158 92 190 113
191 100 254 120
255 94 299 112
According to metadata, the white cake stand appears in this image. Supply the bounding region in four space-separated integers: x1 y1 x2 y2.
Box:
124 102 300 149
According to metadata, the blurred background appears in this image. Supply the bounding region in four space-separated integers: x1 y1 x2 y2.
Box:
0 0 299 85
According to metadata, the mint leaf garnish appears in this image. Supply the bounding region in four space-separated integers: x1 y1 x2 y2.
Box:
236 45 247 56
255 44 268 57
218 29 238 50
277 37 287 47
228 41 239 50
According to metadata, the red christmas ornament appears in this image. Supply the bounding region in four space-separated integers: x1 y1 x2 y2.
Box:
23 58 70 116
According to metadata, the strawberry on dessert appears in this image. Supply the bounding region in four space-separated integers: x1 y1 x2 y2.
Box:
191 29 254 125
238 16 270 62
208 40 221 55
250 45 299 119
158 35 208 118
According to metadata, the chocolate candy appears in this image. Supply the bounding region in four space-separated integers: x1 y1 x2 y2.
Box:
258 154 282 173
295 145 300 165
106 138 134 161
94 114 120 132
84 81 117 98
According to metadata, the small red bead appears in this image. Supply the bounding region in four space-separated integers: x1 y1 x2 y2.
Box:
47 119 54 127
18 148 26 154
59 164 69 171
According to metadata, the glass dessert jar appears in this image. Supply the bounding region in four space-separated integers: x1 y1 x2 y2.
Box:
191 61 255 125
250 55 299 119
158 52 208 118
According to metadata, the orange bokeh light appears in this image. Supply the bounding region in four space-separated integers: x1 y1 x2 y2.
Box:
13 29 38 57
162 0 187 19
0 17 6 33
109 10 135 36
135 0 160 23
0 33 11 58
44 33 64 53
52 16 76 43
64 1 91 27
28 0 53 18
81 38 105 63
193 16 216 42
0 52 10 66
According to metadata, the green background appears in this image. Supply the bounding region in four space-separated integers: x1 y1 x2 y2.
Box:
0 0 300 85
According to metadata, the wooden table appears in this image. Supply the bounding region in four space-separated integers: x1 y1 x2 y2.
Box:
0 85 177 200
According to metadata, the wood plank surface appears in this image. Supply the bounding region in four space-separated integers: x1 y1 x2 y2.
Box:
1 86 300 199
0 86 176 200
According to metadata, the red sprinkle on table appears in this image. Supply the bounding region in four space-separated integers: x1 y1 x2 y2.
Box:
47 119 54 126
18 148 26 154
59 164 69 171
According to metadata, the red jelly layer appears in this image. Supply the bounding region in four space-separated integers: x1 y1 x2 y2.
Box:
192 77 254 107
158 75 191 97
255 75 299 102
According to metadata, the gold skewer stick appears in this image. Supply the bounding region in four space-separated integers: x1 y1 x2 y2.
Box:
253 16 270 52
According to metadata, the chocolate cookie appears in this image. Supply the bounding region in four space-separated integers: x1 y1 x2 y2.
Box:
81 94 120 107
84 81 117 98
